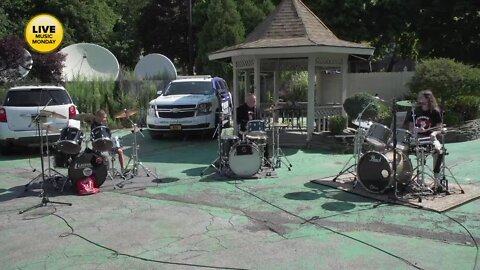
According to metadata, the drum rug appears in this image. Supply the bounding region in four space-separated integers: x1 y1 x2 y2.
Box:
311 173 480 212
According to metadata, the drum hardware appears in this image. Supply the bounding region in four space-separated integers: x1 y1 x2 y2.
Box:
272 122 292 170
201 112 230 176
117 111 158 187
332 100 377 182
20 99 72 214
106 137 126 181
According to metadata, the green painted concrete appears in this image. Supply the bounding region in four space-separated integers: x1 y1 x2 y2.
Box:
0 131 478 269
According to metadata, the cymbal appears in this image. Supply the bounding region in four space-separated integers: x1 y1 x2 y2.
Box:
115 109 138 119
40 110 66 119
41 122 59 133
396 100 414 107
352 120 372 129
74 113 95 122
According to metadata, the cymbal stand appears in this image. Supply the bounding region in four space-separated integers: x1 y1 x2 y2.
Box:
272 124 292 170
332 101 374 182
200 116 224 176
117 119 158 187
20 115 72 214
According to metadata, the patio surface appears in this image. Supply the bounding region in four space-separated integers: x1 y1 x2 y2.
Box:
0 130 478 270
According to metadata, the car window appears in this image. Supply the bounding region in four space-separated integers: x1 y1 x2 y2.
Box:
164 81 214 95
3 89 72 106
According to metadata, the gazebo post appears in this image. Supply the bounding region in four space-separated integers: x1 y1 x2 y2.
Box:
245 71 251 99
254 57 261 113
273 65 280 123
233 59 239 134
341 55 348 116
307 56 316 141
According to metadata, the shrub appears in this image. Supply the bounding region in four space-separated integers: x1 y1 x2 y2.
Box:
329 115 347 135
446 95 480 122
342 92 393 124
443 111 463 127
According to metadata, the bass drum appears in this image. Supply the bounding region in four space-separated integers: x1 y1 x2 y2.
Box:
68 149 108 188
228 142 261 177
357 150 413 193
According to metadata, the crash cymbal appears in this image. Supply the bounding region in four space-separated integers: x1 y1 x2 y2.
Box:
74 113 95 122
40 109 67 119
351 120 372 129
114 109 138 119
396 100 414 107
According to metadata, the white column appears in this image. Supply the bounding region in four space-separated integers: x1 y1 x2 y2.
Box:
254 57 261 112
341 55 348 116
273 68 280 123
307 56 316 141
232 58 239 134
245 71 251 101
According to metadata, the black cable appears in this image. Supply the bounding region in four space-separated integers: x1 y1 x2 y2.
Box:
440 212 479 270
51 213 248 270
231 182 425 270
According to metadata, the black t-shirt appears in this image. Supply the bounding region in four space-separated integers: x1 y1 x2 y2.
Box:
91 121 105 130
236 103 256 131
404 108 442 136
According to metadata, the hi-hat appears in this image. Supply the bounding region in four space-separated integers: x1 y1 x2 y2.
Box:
40 110 67 119
352 120 372 129
74 113 95 122
115 109 137 119
41 122 59 133
396 100 414 107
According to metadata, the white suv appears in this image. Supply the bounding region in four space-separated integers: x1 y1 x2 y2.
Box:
0 85 80 154
146 77 232 138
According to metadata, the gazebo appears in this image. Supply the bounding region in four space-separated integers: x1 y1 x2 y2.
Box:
209 0 374 142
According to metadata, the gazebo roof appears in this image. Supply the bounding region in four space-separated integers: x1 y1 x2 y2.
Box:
209 0 374 60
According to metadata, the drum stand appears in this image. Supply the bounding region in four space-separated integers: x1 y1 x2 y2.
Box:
107 151 125 181
20 116 71 214
117 122 158 188
272 123 292 170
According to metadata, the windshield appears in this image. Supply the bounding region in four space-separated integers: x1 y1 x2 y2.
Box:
164 81 213 96
3 89 72 106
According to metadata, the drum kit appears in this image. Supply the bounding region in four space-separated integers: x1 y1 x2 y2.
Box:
201 115 292 178
24 108 154 198
334 99 462 199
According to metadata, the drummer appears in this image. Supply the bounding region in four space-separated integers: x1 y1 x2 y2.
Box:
92 110 127 174
236 94 270 162
403 90 444 189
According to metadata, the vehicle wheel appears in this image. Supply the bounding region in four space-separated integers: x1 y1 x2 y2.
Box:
149 130 163 140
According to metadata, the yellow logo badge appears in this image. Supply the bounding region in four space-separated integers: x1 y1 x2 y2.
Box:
25 14 64 53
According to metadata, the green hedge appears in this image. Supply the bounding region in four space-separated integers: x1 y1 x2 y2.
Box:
329 115 347 135
343 92 392 125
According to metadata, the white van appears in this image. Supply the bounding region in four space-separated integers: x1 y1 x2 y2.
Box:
146 77 232 138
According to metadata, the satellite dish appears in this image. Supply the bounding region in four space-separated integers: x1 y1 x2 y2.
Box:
18 49 33 79
0 49 33 83
61 43 119 81
134 53 177 80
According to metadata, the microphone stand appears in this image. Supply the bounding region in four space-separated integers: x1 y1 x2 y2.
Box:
391 98 399 200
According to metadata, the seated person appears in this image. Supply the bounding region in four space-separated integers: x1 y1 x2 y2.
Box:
403 90 444 190
236 94 271 163
91 110 127 174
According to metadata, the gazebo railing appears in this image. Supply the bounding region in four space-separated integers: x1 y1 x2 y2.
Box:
259 102 343 132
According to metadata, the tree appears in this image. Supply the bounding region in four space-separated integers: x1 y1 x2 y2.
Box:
234 0 274 34
196 0 245 77
136 0 190 73
0 36 27 84
29 51 66 83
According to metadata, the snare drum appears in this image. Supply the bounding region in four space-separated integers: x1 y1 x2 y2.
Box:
91 126 113 152
57 127 84 154
246 120 268 146
365 123 392 151
228 141 261 177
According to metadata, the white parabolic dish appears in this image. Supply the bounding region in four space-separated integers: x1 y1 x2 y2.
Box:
134 53 177 80
61 43 119 81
